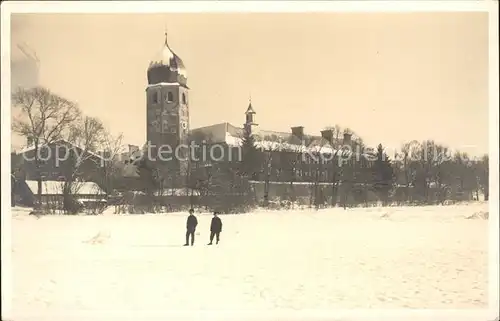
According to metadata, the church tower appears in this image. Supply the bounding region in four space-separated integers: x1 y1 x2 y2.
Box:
244 98 258 134
146 32 190 184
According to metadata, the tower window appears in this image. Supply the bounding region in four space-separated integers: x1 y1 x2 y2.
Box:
152 91 159 104
166 92 174 103
182 93 187 105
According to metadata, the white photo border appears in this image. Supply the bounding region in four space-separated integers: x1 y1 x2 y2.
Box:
1 1 498 321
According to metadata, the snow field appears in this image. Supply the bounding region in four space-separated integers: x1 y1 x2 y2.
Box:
8 203 491 320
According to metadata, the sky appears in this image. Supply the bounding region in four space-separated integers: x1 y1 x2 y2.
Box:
10 12 490 156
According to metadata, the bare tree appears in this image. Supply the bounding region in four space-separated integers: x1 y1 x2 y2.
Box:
67 116 106 152
398 144 411 188
475 154 489 201
62 116 107 213
324 125 343 207
12 86 81 209
280 150 301 207
448 151 474 201
100 131 125 193
261 145 276 207
417 140 451 204
393 141 422 203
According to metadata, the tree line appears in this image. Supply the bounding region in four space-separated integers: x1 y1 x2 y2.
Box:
11 86 489 214
11 87 124 213
185 118 489 210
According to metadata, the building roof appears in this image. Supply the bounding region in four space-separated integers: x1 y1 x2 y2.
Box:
191 122 352 155
17 139 105 160
245 102 256 114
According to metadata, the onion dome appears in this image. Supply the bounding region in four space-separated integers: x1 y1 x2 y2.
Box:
147 32 188 87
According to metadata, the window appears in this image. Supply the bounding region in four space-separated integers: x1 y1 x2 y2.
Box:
151 120 160 132
152 91 159 104
170 127 177 134
182 93 187 105
166 92 174 103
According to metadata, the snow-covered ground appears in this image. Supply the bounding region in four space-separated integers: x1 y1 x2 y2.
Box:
5 203 495 321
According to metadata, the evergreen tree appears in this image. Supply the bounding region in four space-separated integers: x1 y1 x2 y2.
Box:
240 124 260 180
372 144 394 205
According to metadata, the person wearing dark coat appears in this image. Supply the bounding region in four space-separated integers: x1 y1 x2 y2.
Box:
208 212 223 245
184 208 198 246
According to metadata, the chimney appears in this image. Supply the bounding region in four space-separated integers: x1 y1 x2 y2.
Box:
343 132 352 145
320 129 333 143
291 126 304 140
27 136 33 146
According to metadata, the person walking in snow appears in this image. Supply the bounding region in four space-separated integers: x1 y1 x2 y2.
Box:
184 208 198 246
208 211 223 245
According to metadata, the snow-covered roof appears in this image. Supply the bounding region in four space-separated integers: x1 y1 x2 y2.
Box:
249 180 337 186
190 122 364 157
78 198 107 203
25 180 106 195
18 139 105 160
224 133 348 155
146 82 182 88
